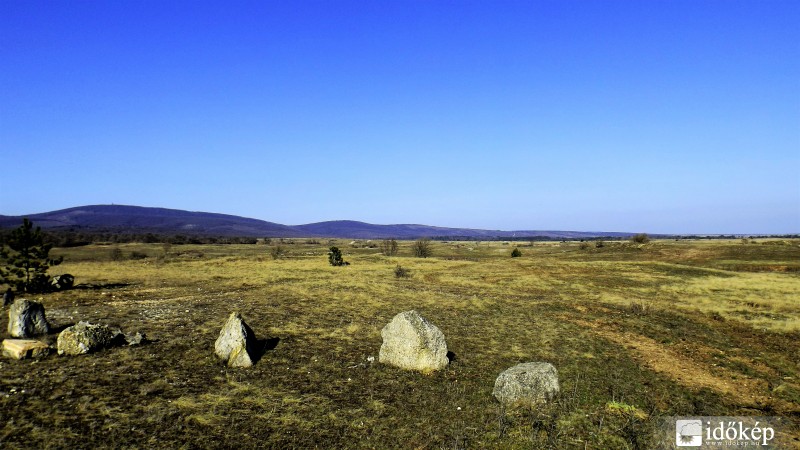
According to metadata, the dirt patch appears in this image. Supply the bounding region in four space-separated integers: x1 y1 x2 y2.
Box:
567 318 778 410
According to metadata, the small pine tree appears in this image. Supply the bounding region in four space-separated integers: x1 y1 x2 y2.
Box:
0 218 63 293
328 246 347 266
511 247 522 257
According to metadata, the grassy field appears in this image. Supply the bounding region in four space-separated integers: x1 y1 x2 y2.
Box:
1 238 799 448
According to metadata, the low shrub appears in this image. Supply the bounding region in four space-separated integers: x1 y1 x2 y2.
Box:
130 251 148 260
110 247 124 261
628 301 650 315
270 245 287 259
394 265 410 278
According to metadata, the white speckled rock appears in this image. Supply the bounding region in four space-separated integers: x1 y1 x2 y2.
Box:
379 310 448 374
57 322 123 356
214 312 256 368
493 362 560 407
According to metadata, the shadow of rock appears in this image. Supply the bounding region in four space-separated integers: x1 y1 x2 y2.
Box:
49 323 75 334
447 351 457 363
73 283 131 291
251 337 280 364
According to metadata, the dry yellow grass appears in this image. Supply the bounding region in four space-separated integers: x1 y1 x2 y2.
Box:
1 239 798 448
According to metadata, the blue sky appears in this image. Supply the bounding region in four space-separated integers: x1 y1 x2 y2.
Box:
1 1 798 234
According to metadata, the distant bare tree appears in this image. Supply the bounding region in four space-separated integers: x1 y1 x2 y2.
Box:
380 239 398 256
412 238 432 258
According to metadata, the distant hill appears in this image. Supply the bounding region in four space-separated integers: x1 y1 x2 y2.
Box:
293 220 634 240
0 205 637 240
0 205 304 238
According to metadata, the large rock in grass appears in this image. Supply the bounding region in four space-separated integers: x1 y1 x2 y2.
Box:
8 299 50 338
57 322 124 356
215 312 257 368
493 362 560 407
379 310 449 374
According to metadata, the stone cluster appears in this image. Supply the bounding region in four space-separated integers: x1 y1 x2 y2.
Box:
3 298 146 360
3 296 561 412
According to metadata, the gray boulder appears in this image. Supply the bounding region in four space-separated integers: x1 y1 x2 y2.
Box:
214 312 257 368
379 310 449 373
8 299 50 338
57 322 124 355
493 362 560 407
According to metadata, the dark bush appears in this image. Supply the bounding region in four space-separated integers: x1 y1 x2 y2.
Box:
631 233 650 244
511 248 522 257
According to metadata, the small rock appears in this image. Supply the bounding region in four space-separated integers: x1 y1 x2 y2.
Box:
493 362 560 407
214 312 257 368
8 299 50 338
125 332 147 346
379 310 449 373
2 339 52 360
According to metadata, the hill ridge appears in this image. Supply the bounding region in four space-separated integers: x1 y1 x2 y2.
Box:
0 204 636 239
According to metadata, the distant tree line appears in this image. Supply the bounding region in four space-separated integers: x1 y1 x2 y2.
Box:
1 229 796 249
0 229 261 248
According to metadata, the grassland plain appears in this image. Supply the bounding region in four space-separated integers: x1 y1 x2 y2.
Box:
1 239 799 449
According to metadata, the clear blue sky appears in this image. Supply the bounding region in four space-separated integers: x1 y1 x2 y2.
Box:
1 1 798 234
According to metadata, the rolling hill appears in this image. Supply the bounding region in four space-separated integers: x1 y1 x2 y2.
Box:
0 205 636 239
